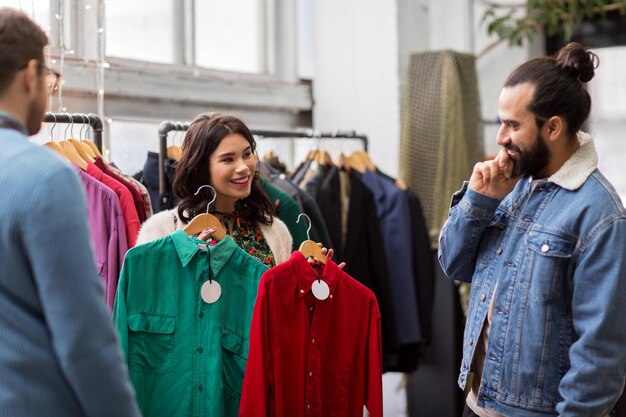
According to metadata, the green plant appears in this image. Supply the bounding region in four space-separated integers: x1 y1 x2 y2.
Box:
478 0 626 58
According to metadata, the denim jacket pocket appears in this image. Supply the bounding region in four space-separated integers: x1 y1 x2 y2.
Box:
525 230 575 301
127 313 176 374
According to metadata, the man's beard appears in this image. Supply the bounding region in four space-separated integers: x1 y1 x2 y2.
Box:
506 131 551 178
25 94 45 136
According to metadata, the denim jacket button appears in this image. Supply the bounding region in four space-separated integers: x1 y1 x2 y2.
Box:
541 244 550 253
496 247 502 255
480 293 486 302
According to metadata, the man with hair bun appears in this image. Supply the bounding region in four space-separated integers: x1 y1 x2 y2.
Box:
439 42 626 417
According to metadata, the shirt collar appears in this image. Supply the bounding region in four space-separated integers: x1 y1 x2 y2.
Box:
546 131 598 191
86 162 104 180
94 156 108 171
0 111 28 135
170 230 238 276
290 251 341 299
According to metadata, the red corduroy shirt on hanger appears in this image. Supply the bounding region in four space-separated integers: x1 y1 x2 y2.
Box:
239 251 383 417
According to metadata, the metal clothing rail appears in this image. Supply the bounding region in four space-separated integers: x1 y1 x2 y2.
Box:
158 120 369 196
44 112 104 151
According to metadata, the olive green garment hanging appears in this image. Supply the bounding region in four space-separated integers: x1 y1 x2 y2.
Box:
399 51 483 248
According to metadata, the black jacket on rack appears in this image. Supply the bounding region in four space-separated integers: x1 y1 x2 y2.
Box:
141 151 178 213
406 188 435 348
377 170 436 356
384 187 435 373
316 167 398 370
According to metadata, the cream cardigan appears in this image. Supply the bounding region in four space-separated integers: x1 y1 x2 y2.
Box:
136 208 293 265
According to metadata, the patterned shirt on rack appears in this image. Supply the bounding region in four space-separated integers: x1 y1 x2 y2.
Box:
207 203 276 268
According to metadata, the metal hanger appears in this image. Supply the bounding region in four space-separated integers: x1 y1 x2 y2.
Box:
297 213 327 264
183 185 227 240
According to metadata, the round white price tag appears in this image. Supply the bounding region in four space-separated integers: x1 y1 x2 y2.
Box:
311 280 330 301
201 280 221 304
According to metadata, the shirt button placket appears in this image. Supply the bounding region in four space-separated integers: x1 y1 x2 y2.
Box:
306 326 320 415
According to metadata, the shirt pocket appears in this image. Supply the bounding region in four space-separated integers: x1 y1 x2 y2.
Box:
221 328 249 397
127 313 176 374
525 230 575 301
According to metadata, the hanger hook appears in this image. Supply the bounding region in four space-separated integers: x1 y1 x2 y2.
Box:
296 213 312 240
49 113 57 140
63 113 71 139
70 113 75 138
194 185 217 213
79 114 87 140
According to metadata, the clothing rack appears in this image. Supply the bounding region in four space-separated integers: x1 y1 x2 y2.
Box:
44 112 104 151
158 120 369 196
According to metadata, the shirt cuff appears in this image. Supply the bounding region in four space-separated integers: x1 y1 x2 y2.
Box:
452 183 501 221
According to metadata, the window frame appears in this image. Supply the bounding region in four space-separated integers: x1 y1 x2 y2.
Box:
43 0 312 154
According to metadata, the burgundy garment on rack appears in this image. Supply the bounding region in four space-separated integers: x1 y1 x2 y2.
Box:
94 157 146 224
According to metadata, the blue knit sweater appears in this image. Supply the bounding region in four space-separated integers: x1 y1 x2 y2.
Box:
0 126 141 417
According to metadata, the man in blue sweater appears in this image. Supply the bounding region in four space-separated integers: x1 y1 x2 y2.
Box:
0 8 141 417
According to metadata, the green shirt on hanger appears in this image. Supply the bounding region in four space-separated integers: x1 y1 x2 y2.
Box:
113 230 268 417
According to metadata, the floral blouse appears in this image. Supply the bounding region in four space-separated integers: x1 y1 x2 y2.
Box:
206 205 275 268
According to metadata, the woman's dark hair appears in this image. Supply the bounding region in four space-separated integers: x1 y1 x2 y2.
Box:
173 113 275 225
504 42 599 136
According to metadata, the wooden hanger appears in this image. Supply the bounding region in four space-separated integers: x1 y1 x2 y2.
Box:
316 150 333 166
68 138 95 163
73 116 97 162
167 145 182 161
84 140 102 158
60 141 88 170
346 152 367 173
263 150 275 161
395 178 408 190
336 152 347 170
56 114 88 169
42 113 70 162
167 128 183 161
183 185 227 240
76 115 104 160
80 141 97 159
296 213 327 264
43 141 70 162
346 150 376 173
355 150 376 171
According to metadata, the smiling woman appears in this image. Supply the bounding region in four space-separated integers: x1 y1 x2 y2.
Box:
136 112 293 267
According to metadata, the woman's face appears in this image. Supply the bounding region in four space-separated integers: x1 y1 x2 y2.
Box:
209 133 257 211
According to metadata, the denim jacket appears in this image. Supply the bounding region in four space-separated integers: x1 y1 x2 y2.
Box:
439 132 626 417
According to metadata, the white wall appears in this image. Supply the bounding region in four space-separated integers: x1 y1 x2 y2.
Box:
312 0 543 177
312 0 400 176
429 0 471 52
473 1 544 157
